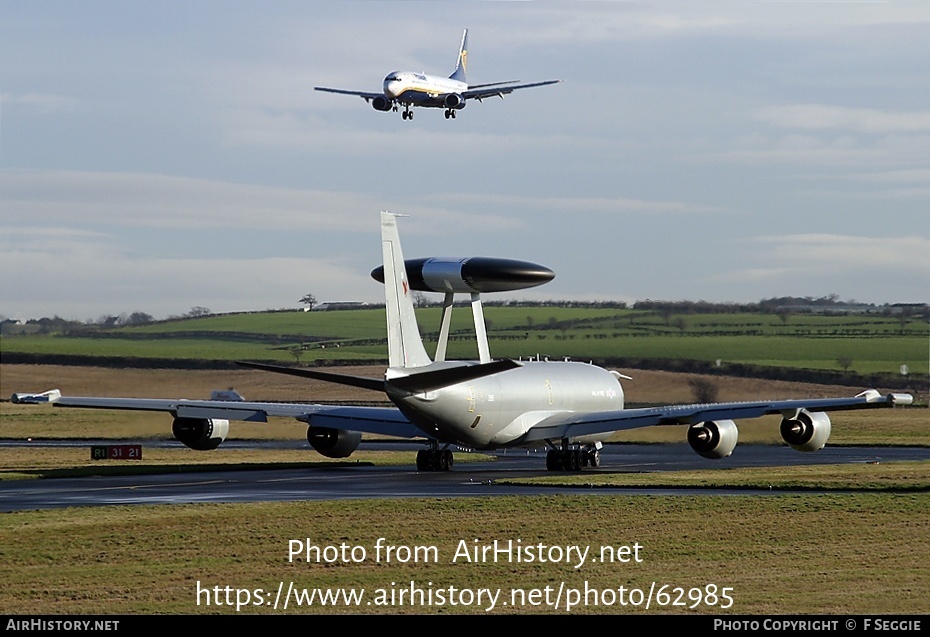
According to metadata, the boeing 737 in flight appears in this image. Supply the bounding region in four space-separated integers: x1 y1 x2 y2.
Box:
314 29 561 120
13 212 913 472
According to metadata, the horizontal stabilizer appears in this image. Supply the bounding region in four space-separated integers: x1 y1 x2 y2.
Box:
236 361 385 392
467 80 520 89
388 359 521 393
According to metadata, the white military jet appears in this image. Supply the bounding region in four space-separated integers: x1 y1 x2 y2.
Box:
314 29 561 120
13 212 913 472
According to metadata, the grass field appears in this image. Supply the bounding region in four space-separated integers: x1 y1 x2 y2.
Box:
3 307 926 378
1 495 928 614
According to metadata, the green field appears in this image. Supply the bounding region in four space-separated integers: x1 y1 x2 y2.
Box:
1 493 928 614
2 307 926 381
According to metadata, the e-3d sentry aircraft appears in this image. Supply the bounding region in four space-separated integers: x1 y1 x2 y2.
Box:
314 29 561 120
13 212 913 472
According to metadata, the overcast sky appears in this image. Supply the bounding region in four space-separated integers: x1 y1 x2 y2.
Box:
2 2 928 321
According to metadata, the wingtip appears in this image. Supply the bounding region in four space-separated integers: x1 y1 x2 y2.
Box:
11 389 61 404
855 389 914 405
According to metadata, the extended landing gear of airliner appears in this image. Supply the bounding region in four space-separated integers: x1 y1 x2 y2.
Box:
416 446 454 471
402 106 414 120
545 441 600 471
443 109 457 119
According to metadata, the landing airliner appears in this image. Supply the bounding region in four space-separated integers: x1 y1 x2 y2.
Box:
13 212 913 472
314 29 561 120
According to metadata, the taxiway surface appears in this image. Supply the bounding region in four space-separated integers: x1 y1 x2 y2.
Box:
1 441 927 511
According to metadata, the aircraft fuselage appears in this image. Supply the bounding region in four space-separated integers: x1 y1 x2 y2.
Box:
383 71 467 108
386 360 624 449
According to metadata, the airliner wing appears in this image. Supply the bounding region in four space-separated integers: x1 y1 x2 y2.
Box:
521 390 912 443
11 391 425 439
463 79 562 101
314 87 385 102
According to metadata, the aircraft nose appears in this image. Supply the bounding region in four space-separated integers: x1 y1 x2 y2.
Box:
384 80 401 98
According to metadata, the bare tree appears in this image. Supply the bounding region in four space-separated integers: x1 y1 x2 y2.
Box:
898 307 912 333
688 377 719 403
836 355 853 373
299 293 317 311
186 306 211 318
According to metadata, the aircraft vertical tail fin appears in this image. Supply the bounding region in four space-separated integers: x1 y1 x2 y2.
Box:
381 211 433 369
449 28 468 83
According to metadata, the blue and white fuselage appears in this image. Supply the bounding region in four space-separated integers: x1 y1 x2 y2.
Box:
383 72 468 110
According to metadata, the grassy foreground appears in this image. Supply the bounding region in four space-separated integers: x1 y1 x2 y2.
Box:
0 494 928 615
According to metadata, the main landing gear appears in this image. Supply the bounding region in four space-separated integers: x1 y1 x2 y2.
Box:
402 106 414 120
416 446 454 471
443 109 457 119
545 440 600 471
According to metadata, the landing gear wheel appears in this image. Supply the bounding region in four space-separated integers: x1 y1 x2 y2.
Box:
570 450 583 471
587 449 600 468
416 449 431 471
546 450 561 471
417 448 453 472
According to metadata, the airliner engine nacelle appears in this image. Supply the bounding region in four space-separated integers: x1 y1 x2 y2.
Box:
444 93 465 109
371 256 555 294
687 419 739 459
172 417 229 451
780 410 831 452
307 426 362 458
371 96 393 111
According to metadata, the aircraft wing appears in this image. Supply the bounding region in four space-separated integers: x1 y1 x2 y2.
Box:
11 391 425 439
520 390 913 443
314 87 385 103
463 79 561 101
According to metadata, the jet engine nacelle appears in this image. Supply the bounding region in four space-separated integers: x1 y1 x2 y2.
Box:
307 426 362 458
687 419 739 459
371 96 393 111
172 417 229 451
443 93 465 109
780 410 831 452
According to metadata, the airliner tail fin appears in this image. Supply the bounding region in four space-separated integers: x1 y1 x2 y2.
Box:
449 28 468 83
